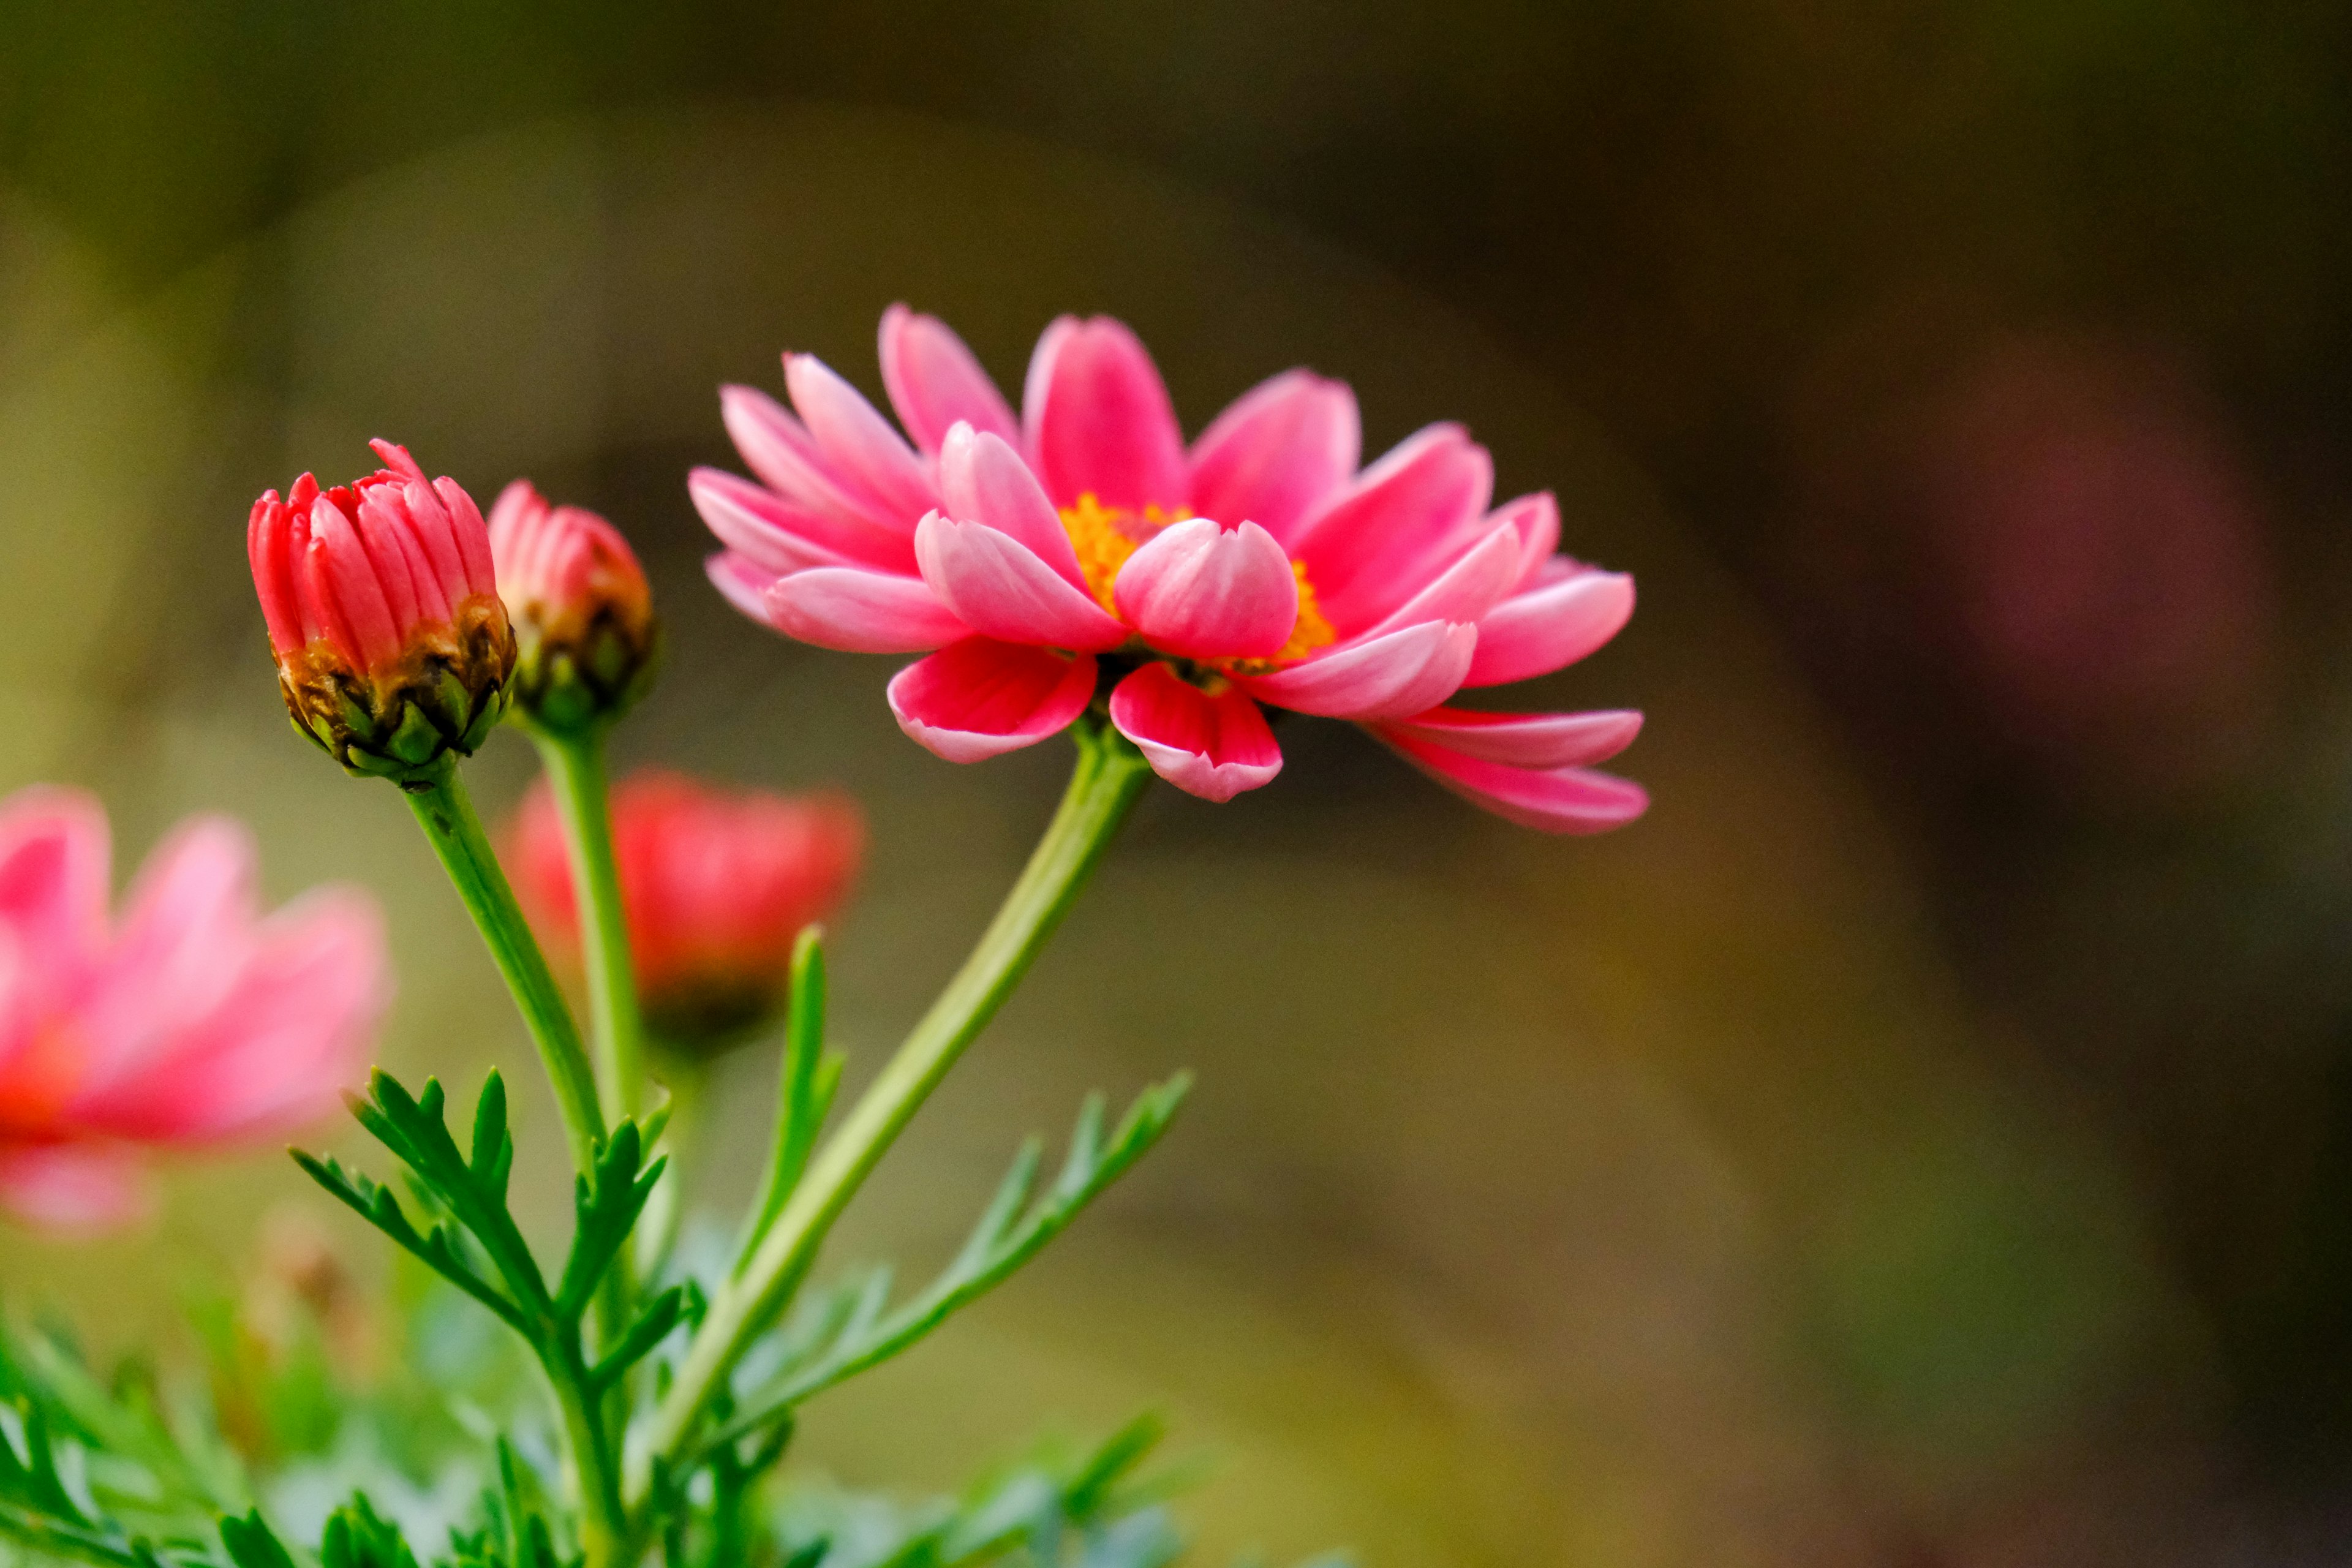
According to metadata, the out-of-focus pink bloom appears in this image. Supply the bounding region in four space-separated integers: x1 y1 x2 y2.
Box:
0 787 387 1231
247 440 514 779
488 480 661 730
693 307 1646 834
505 771 864 1048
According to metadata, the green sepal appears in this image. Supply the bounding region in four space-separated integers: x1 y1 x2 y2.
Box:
383 702 445 765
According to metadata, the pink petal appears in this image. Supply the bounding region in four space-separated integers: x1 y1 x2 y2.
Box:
1363 521 1523 639
431 477 499 600
1110 518 1298 661
785 353 940 522
1108 664 1283 802
706 552 781 620
370 439 426 483
309 497 404 670
77 816 257 1072
762 567 969 654
0 1145 149 1231
1186 369 1360 539
1242 619 1478 720
0 786 110 982
937 424 1090 590
1462 562 1636 688
1022 315 1189 513
886 638 1098 762
1489 492 1562 589
913 512 1131 652
880 305 1021 453
720 385 900 531
690 466 918 575
1376 706 1643 768
1285 423 1495 634
1382 730 1649 835
247 497 307 656
75 886 383 1144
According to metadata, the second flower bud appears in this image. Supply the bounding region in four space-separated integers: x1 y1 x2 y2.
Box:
489 481 661 734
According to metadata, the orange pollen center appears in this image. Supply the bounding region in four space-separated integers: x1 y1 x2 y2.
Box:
1057 492 1336 668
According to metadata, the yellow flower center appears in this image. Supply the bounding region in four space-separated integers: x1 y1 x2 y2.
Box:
1057 492 1337 668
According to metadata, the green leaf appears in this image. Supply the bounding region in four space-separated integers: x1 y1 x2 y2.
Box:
707 1074 1191 1451
320 1494 420 1568
587 1288 686 1393
737 928 835 1275
554 1122 664 1318
219 1510 298 1568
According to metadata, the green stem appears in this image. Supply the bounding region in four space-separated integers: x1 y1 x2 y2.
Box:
534 726 649 1126
628 717 1153 1502
547 1340 627 1568
403 761 605 1174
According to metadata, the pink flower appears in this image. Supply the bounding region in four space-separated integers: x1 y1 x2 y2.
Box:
248 440 515 779
505 772 865 1049
0 787 388 1231
487 480 661 730
694 307 1645 832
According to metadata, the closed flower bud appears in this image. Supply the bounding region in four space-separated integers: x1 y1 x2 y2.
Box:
247 440 516 782
505 770 864 1053
487 480 660 733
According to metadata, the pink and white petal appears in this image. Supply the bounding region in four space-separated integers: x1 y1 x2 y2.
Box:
1109 664 1283 802
79 887 385 1144
80 817 258 1072
1382 731 1649 835
886 639 1098 763
1022 315 1189 513
706 552 783 621
1111 518 1298 661
1462 564 1636 688
1375 706 1643 769
690 466 918 575
1364 522 1523 639
1489 492 1561 589
0 787 110 981
1242 619 1478 720
1284 423 1496 635
1186 369 1360 540
720 385 899 530
0 1144 149 1231
880 305 1021 453
913 513 1131 652
937 425 1090 590
785 353 940 522
763 567 969 654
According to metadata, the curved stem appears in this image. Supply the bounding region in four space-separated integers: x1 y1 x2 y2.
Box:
535 726 649 1125
403 761 605 1174
629 717 1153 1502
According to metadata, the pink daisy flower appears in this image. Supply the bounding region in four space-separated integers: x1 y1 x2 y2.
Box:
0 787 388 1230
695 307 1646 832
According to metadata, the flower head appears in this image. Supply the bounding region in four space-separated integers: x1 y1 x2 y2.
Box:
0 786 388 1230
505 771 864 1050
694 307 1646 831
488 480 660 733
249 440 515 782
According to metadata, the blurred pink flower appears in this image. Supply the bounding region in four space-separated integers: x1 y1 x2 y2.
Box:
247 440 514 777
0 787 388 1231
695 307 1646 833
505 771 864 1048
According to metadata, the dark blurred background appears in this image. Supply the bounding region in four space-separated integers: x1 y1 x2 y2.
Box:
4 4 2351 1564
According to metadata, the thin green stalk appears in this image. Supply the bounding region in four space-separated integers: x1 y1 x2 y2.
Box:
628 717 1153 1502
404 760 605 1174
546 1340 627 1568
535 725 649 1125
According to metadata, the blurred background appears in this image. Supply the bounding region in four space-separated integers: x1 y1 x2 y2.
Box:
2 3 2350 1563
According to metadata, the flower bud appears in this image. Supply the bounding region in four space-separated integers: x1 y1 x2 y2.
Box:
505 769 864 1054
488 481 660 734
247 440 516 782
